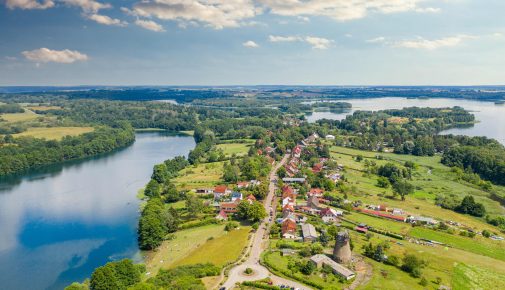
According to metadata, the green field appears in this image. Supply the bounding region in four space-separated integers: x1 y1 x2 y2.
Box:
174 161 225 190
172 226 251 267
452 263 505 290
217 142 253 157
13 127 94 140
409 227 505 262
144 224 227 276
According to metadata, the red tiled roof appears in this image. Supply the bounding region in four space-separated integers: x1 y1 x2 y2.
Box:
309 188 324 195
215 185 228 193
247 194 256 201
356 208 406 222
282 219 297 234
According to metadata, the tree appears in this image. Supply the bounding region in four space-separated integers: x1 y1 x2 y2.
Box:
138 199 166 250
185 194 204 217
237 201 266 222
152 164 168 184
144 179 161 198
401 254 426 278
376 176 390 188
277 166 287 178
393 179 414 200
223 163 240 182
456 195 486 217
90 264 120 290
301 261 316 275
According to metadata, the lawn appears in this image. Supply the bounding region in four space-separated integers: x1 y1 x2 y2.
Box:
174 161 224 190
0 110 40 122
452 263 505 290
409 227 505 262
217 142 253 157
172 225 251 267
144 224 226 276
13 127 94 140
345 212 411 234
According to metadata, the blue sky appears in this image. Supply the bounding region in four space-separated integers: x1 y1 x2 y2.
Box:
1 0 505 86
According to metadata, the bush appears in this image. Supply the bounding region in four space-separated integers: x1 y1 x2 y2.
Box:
482 229 491 238
401 254 426 278
224 221 239 231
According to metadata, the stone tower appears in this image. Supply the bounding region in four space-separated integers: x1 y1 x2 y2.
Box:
333 230 352 264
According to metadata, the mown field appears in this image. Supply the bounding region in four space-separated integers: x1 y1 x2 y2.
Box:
172 225 251 267
144 224 227 276
217 141 253 157
13 127 94 140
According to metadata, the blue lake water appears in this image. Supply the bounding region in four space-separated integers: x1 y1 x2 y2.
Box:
305 97 505 144
0 132 195 290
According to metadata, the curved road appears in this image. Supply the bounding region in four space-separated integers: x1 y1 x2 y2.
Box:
221 155 311 290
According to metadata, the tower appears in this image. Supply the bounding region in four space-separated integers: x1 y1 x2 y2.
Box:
333 230 352 264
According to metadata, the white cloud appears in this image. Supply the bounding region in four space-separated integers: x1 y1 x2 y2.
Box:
259 0 438 22
135 19 165 32
60 0 111 13
5 0 54 9
131 0 260 29
87 13 127 26
395 35 476 50
22 48 88 64
269 35 332 49
367 36 386 43
415 7 440 13
243 40 259 48
269 35 302 42
304 36 332 49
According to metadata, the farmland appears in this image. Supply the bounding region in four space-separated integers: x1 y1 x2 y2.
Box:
13 126 94 140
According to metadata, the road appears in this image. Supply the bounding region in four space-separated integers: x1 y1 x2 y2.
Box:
221 154 311 290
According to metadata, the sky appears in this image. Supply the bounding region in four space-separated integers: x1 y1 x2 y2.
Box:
1 0 505 86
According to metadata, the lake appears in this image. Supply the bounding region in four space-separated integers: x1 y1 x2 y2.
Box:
0 132 195 290
305 97 505 144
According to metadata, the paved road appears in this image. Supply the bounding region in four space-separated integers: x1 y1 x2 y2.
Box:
221 155 311 290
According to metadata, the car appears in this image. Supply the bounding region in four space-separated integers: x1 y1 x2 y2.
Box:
219 287 225 290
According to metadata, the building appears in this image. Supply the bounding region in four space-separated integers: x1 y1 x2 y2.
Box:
215 210 228 221
231 192 243 202
282 196 295 207
246 194 256 204
356 208 407 222
236 181 249 189
214 185 231 199
281 219 298 239
320 207 341 223
301 223 319 242
312 163 324 173
408 216 438 225
310 254 355 280
282 177 306 184
196 188 214 194
299 206 320 215
307 195 320 209
281 249 296 256
308 188 324 197
325 134 336 140
333 231 352 264
282 204 295 218
220 202 238 214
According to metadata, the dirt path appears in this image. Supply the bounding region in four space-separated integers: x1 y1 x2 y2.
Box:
345 256 373 290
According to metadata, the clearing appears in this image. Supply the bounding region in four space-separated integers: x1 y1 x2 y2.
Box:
13 127 94 140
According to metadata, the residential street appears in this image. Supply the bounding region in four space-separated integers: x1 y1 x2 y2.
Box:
221 154 311 290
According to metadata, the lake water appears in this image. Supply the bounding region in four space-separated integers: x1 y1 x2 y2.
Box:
0 132 195 290
305 97 505 144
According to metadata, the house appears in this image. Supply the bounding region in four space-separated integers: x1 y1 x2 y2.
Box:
308 188 324 197
299 206 320 215
214 185 231 199
215 210 228 221
250 180 261 187
301 223 319 242
312 163 324 173
320 207 341 223
246 194 256 203
310 254 356 280
220 202 238 214
282 177 306 184
292 145 302 158
281 219 298 239
282 196 295 207
281 249 296 256
196 188 214 194
307 195 320 209
236 181 249 189
325 134 336 140
282 185 295 197
282 204 295 218
327 173 341 183
231 192 243 202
